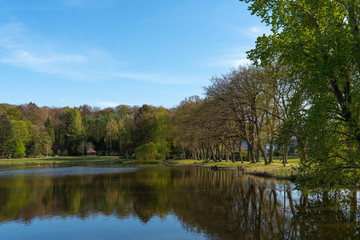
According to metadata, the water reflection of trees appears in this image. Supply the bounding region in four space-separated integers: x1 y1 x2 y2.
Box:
0 167 358 239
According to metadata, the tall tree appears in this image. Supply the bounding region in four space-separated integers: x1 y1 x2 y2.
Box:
152 107 171 161
105 118 119 153
0 114 12 158
64 108 84 155
240 0 360 189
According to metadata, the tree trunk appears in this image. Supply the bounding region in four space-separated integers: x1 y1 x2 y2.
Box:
162 142 165 161
258 142 268 165
297 137 307 164
269 139 274 164
119 134 122 155
238 140 243 163
282 145 288 166
210 146 215 160
109 139 112 154
350 188 357 222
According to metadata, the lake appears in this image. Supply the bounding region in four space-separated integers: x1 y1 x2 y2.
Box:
0 165 358 239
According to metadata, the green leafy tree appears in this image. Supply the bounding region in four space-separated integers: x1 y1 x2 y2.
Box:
0 114 12 158
240 0 360 189
44 117 55 143
9 120 30 158
133 105 157 147
105 118 119 154
64 108 84 155
152 107 171 161
135 142 157 162
26 125 52 157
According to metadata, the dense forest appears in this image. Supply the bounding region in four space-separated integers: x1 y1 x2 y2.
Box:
0 65 297 164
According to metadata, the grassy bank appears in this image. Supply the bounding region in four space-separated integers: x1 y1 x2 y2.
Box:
170 157 299 180
0 156 299 180
0 156 136 165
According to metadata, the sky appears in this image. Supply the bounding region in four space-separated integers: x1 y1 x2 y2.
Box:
0 0 269 109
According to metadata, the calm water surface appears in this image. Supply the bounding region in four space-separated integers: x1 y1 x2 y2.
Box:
0 166 358 239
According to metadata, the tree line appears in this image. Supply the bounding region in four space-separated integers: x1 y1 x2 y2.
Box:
0 0 359 190
0 103 173 160
0 64 296 166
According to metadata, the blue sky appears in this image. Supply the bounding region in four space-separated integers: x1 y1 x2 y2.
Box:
0 0 269 109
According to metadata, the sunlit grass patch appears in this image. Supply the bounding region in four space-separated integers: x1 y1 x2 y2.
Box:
0 156 136 165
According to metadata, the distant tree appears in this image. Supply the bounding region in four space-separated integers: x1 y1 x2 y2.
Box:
0 114 12 158
64 108 84 155
44 117 55 143
152 107 171 161
105 118 119 154
135 142 157 162
133 105 157 147
78 141 95 156
27 125 52 157
9 120 30 158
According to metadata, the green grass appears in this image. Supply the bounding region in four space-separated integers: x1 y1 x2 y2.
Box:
0 156 299 180
0 156 136 165
170 158 299 180
272 156 300 165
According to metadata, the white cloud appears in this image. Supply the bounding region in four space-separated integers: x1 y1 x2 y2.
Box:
199 48 253 69
230 25 272 39
0 22 198 85
111 72 200 85
217 58 252 68
96 101 121 108
247 26 272 38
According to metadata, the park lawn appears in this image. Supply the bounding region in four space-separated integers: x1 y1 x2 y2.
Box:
172 159 298 180
272 156 300 165
0 156 136 165
0 157 299 180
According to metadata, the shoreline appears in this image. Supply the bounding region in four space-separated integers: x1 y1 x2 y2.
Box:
168 161 298 181
0 157 298 181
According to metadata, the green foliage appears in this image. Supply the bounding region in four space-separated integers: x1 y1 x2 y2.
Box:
152 107 172 160
44 117 55 143
240 0 360 189
9 120 31 158
0 114 12 158
136 142 157 162
105 118 119 152
26 125 52 157
64 108 84 155
241 150 248 162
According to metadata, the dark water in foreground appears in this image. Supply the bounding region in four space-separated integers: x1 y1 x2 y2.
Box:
0 166 358 239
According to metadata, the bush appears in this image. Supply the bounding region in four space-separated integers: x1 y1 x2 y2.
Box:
135 142 157 162
241 150 248 162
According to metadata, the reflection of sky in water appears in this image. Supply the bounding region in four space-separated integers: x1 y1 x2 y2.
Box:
0 167 138 178
1 214 207 240
0 166 356 239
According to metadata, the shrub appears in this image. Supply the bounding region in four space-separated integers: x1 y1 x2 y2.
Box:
135 142 157 162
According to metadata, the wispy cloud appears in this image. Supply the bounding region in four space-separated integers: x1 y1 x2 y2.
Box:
216 58 252 68
230 25 272 39
0 22 198 85
199 48 253 69
96 101 121 108
0 23 112 81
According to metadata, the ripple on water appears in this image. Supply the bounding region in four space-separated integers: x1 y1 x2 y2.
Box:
0 166 138 178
